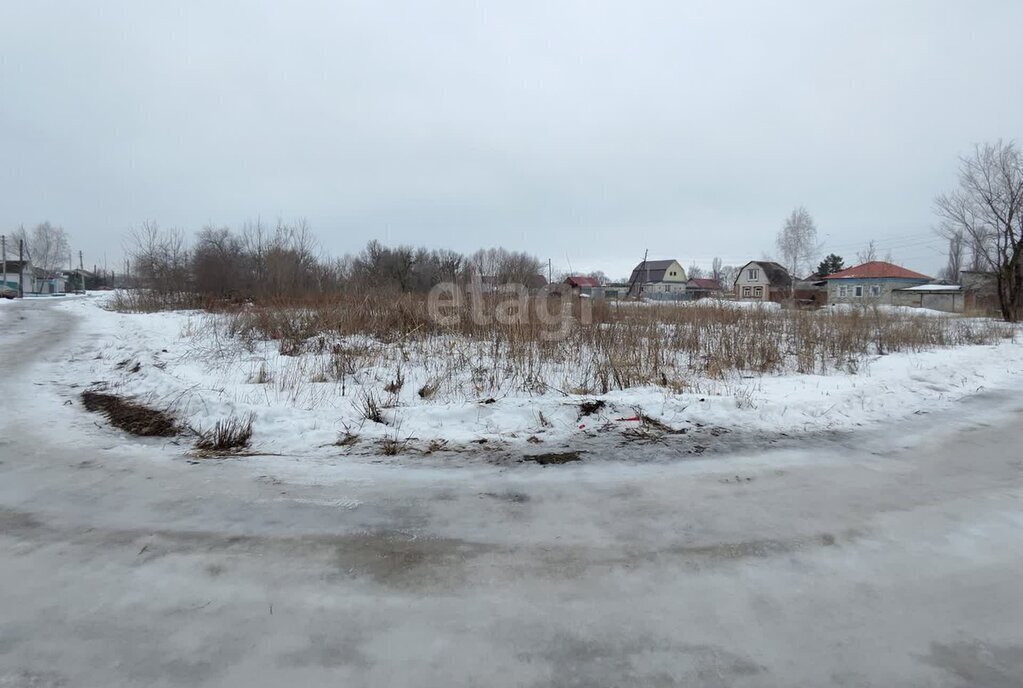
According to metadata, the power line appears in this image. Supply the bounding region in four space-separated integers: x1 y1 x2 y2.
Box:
821 233 941 253
824 238 946 256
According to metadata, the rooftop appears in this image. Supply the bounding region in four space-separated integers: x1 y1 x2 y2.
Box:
824 261 931 281
565 275 600 288
896 284 961 292
687 278 722 290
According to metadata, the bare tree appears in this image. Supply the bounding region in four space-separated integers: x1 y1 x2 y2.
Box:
711 257 723 283
687 262 705 279
192 226 246 297
936 140 1023 321
349 241 466 293
126 221 192 299
967 232 989 272
262 219 320 297
240 218 269 290
939 229 964 282
856 240 878 264
11 222 71 273
718 264 740 291
775 207 819 296
466 247 542 285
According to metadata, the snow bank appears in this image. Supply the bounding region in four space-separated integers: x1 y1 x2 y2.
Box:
823 303 952 318
612 298 782 312
685 298 782 310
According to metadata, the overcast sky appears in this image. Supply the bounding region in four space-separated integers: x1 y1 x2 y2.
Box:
2 1 1021 278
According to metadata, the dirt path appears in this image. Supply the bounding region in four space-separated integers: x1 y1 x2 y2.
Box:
2 297 1023 687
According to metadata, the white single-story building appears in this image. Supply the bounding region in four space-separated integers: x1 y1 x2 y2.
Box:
1 260 33 296
891 284 964 313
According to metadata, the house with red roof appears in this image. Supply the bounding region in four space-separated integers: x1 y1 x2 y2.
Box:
821 261 931 304
562 275 603 298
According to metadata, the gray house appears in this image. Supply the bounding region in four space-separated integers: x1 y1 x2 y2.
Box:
822 261 931 304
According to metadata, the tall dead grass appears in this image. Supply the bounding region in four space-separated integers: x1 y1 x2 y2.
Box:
183 294 1014 397
107 289 209 313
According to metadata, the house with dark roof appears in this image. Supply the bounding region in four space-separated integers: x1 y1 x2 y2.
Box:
822 261 931 304
62 268 93 294
627 259 687 298
686 277 724 300
732 261 793 302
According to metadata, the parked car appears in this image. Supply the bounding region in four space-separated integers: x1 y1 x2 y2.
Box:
1 287 16 299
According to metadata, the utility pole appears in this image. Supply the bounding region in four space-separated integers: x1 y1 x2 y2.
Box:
18 239 24 298
627 249 648 299
2 235 7 295
79 250 85 293
548 258 552 285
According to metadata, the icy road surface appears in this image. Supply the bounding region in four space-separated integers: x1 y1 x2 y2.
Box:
2 298 1023 687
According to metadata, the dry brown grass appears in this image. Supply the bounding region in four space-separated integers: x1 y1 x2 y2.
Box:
194 414 254 453
131 292 1017 398
107 289 205 313
81 390 178 437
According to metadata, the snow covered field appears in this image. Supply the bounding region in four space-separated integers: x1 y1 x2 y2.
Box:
44 294 1023 459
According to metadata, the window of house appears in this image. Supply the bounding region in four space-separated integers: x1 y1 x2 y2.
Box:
748 269 759 280
854 285 863 297
742 286 751 297
869 285 881 297
753 286 763 298
669 271 676 276
838 285 848 297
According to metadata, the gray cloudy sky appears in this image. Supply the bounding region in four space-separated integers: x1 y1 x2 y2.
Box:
2 1 1022 278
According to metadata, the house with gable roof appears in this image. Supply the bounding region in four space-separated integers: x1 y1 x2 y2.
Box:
627 259 687 298
732 261 793 302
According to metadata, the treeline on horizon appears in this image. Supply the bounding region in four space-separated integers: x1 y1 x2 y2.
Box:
125 220 560 302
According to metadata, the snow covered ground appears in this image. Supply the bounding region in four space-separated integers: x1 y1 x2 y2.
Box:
823 302 954 317
41 294 1023 459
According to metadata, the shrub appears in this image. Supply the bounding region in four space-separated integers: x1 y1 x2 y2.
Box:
194 414 254 453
